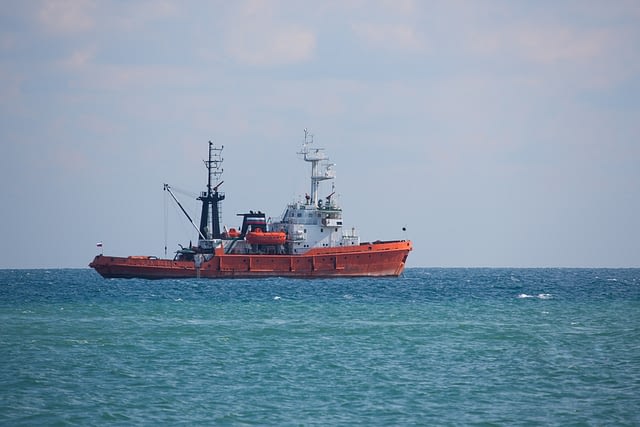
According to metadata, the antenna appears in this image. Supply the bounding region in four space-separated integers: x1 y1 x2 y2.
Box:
205 141 224 196
298 128 334 206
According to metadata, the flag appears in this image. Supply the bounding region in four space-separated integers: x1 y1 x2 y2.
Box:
96 242 103 248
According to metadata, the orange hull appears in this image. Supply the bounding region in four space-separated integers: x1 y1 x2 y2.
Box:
89 240 412 279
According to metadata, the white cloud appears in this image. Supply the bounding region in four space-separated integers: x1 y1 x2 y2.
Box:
519 27 608 64
59 46 96 69
341 0 418 17
471 24 610 65
343 0 423 51
223 1 316 66
64 63 206 93
110 0 181 31
226 25 316 66
351 22 424 52
379 0 417 15
37 0 96 34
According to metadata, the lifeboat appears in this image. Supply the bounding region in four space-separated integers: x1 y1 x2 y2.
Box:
246 230 286 245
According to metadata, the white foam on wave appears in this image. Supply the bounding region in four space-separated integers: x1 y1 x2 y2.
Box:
517 293 552 299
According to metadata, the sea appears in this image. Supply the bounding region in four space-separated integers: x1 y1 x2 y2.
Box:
1 268 639 426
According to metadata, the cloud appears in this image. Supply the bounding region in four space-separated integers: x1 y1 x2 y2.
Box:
223 1 316 66
343 0 423 52
517 27 609 64
93 64 206 91
37 0 96 34
58 46 96 69
470 24 610 65
341 0 418 16
351 22 424 52
226 25 316 66
458 8 637 91
109 0 181 32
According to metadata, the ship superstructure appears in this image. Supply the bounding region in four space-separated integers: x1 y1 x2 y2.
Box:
90 130 412 278
259 129 358 255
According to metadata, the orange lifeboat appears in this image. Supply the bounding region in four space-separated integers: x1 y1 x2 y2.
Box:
246 230 286 245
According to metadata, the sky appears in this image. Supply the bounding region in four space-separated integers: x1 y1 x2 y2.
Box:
1 0 639 269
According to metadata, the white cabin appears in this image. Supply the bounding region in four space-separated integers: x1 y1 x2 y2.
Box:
269 129 360 254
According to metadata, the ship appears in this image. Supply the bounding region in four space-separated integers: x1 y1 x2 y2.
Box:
89 130 412 279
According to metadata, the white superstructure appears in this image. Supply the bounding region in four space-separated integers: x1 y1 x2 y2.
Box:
269 130 360 254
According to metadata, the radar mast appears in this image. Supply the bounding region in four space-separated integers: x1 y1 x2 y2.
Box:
197 142 225 240
298 129 335 206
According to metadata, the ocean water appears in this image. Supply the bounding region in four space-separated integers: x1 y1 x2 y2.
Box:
1 268 639 426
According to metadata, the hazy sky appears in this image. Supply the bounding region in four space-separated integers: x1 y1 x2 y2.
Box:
1 1 639 268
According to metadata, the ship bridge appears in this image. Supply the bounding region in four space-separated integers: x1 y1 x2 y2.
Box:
269 129 360 254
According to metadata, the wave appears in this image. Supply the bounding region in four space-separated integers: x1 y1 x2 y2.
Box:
517 293 552 299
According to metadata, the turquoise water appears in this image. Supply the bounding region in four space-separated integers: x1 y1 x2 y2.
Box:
1 268 639 425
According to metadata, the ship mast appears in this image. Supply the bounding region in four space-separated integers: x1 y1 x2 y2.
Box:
298 129 334 206
197 142 224 240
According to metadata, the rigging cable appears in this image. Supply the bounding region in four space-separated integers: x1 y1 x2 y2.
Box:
164 184 207 241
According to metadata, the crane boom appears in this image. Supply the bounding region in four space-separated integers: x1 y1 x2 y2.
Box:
164 184 207 241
